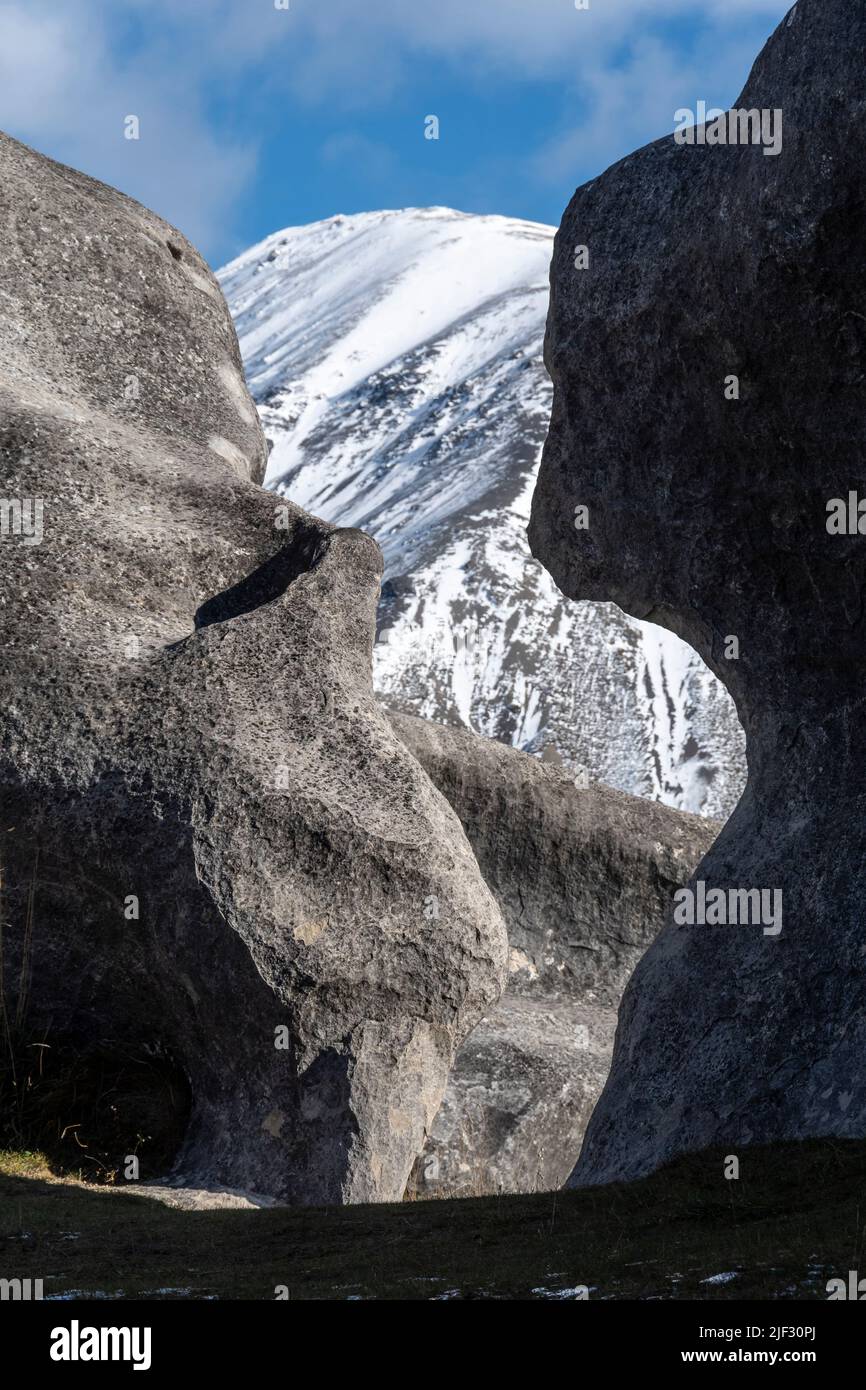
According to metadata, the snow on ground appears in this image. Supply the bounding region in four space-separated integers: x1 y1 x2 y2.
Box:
221 209 746 818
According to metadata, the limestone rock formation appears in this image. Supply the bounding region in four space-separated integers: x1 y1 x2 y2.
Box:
393 716 716 1196
0 130 507 1204
528 0 866 1185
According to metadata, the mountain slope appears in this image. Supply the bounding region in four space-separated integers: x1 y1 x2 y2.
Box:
219 208 745 818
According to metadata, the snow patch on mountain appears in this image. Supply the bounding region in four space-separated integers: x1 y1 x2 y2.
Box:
220 207 746 819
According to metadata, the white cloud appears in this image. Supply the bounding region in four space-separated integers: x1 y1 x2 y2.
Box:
263 0 794 91
529 21 779 186
0 0 795 254
0 1 256 255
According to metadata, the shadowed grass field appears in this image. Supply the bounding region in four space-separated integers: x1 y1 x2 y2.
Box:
1 1138 865 1300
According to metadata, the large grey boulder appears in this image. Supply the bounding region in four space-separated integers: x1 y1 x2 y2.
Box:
0 130 507 1204
393 715 716 1195
529 0 866 1185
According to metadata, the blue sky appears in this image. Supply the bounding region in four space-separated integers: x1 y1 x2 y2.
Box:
0 0 793 267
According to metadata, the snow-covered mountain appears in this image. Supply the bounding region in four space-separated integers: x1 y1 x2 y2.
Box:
219 208 746 818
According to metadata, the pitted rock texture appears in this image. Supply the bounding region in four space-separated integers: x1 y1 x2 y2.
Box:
0 130 507 1204
528 0 866 1186
407 995 617 1198
393 716 716 1195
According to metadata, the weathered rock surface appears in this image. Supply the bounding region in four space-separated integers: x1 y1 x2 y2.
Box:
393 715 716 1195
529 0 866 1185
407 993 617 1198
0 130 507 1204
222 210 746 823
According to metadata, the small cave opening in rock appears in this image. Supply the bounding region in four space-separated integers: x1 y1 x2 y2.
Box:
0 1031 190 1185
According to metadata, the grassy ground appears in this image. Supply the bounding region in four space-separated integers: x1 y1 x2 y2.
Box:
1 1138 864 1300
